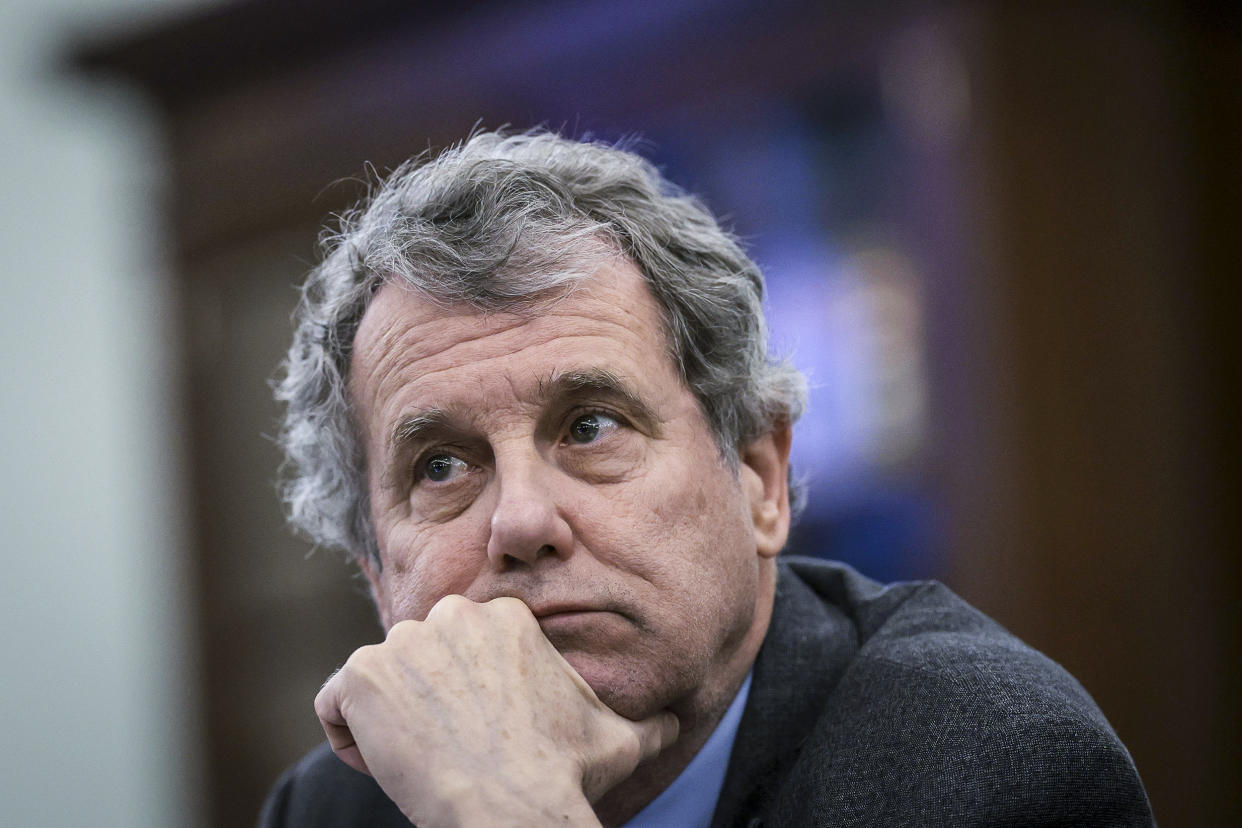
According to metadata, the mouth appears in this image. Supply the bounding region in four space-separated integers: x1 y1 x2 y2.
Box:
527 602 629 639
529 602 604 619
537 615 626 650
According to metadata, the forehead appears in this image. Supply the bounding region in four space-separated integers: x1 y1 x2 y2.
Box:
348 260 677 429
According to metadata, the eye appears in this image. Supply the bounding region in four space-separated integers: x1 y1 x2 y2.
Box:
567 412 619 445
420 453 468 483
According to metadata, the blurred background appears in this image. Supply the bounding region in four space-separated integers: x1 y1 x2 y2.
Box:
1 0 1237 825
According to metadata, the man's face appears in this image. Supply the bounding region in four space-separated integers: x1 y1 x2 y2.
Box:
348 259 789 719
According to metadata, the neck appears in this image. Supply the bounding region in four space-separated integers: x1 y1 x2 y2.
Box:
592 560 776 827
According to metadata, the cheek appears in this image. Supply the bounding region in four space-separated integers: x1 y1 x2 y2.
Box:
662 468 758 606
376 520 485 624
599 452 753 592
650 451 750 543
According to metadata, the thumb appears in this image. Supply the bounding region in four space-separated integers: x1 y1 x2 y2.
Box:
631 710 680 764
583 711 680 804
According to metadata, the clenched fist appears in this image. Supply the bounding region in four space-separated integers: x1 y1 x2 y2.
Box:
314 595 679 827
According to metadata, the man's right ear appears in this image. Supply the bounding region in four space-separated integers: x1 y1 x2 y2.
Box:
740 421 793 560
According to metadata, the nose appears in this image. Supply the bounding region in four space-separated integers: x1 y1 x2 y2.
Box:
485 451 574 569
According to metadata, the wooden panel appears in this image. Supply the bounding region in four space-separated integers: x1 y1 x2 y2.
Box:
940 6 1234 824
180 228 382 826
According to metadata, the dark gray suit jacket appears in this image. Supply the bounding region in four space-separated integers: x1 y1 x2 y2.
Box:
258 557 1154 827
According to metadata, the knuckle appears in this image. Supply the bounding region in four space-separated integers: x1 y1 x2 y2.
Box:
344 642 380 674
488 595 534 620
386 618 420 644
592 717 640 764
614 723 644 765
426 593 472 622
312 684 333 717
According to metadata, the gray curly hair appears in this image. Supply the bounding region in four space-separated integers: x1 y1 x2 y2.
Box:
275 130 807 568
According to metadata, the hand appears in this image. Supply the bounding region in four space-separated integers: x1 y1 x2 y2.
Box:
314 595 679 827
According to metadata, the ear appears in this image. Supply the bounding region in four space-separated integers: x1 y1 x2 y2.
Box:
357 555 392 630
739 422 793 559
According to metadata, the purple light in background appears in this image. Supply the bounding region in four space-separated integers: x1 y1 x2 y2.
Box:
764 240 928 506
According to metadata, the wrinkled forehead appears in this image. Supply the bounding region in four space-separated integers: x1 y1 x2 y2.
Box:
346 259 680 429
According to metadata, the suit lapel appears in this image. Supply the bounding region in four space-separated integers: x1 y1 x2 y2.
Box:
709 561 860 828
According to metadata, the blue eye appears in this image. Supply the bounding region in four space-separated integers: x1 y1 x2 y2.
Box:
568 413 618 444
423 453 467 482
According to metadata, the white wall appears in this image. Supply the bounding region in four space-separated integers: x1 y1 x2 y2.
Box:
0 2 212 825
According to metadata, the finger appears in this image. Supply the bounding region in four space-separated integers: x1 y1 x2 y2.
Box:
630 711 680 764
320 721 372 777
424 592 473 624
314 673 373 777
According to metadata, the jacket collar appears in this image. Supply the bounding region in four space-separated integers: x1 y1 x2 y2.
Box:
709 559 860 827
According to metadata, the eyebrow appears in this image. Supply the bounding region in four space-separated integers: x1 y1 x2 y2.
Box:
539 368 638 404
537 368 662 435
390 409 454 453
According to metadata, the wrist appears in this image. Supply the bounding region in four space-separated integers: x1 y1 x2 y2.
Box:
423 770 601 827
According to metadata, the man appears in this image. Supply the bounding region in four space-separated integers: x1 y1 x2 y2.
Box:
260 130 1153 827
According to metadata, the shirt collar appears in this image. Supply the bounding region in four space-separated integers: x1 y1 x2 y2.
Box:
618 672 753 828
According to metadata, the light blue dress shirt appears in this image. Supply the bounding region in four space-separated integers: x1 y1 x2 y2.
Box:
618 672 753 828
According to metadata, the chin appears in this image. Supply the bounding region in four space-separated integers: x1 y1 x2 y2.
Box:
565 652 686 720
